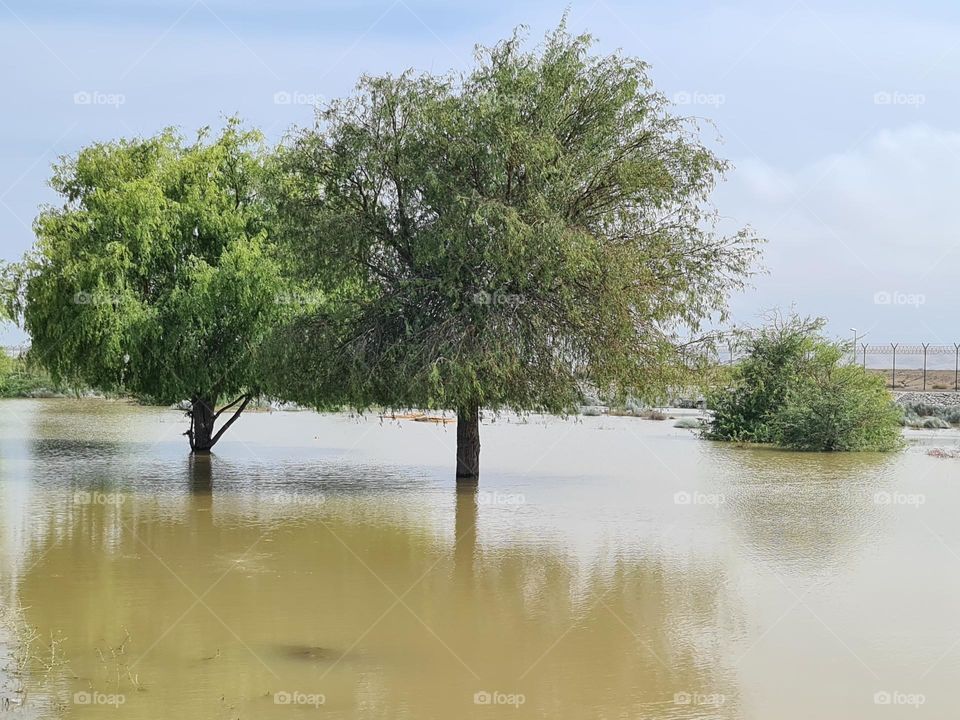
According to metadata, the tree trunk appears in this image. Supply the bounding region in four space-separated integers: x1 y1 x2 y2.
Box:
189 397 216 453
186 393 252 453
456 404 481 480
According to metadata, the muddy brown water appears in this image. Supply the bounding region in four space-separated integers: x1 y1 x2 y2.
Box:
0 399 959 718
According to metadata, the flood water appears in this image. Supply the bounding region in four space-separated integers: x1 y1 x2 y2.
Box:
1 399 959 719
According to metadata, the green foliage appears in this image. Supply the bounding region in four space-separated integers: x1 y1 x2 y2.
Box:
901 402 960 426
267 21 760 415
707 315 831 443
707 313 903 451
0 354 77 398
771 366 904 451
22 119 287 406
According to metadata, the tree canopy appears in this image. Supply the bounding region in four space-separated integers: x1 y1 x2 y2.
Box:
22 119 285 450
264 22 761 476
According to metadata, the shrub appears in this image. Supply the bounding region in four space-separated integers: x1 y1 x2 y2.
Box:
707 313 903 452
707 314 834 443
771 366 904 451
901 402 960 425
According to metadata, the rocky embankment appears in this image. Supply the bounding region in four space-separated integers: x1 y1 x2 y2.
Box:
894 391 960 409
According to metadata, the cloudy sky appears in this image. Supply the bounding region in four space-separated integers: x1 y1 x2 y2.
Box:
1 0 958 345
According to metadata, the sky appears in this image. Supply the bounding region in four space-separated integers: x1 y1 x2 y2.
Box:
1 0 958 346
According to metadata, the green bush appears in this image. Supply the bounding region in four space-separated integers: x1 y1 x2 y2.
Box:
900 402 960 425
707 314 903 452
771 366 903 451
0 355 76 398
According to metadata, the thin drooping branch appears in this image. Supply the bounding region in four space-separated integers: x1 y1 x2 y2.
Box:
209 393 252 447
213 394 247 422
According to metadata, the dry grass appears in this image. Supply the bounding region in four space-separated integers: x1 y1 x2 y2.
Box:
867 368 959 391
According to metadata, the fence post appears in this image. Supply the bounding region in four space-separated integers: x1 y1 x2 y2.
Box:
861 343 867 370
955 344 959 392
891 343 898 389
923 343 929 391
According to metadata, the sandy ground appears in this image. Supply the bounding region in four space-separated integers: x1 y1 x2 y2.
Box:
867 368 960 391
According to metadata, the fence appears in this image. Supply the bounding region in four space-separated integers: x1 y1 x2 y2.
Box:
857 344 960 392
707 341 960 392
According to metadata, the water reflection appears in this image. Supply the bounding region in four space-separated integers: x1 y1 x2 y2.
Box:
0 403 742 719
3 401 960 719
711 445 898 575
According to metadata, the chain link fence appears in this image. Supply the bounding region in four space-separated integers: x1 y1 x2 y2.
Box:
856 344 960 392
704 341 960 392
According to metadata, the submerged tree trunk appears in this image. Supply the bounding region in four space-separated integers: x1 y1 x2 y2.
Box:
189 397 216 453
456 404 481 480
186 394 252 453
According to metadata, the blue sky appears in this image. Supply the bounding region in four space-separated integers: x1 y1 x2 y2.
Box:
1 0 959 344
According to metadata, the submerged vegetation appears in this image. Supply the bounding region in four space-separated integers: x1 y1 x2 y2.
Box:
707 314 904 452
0 354 80 398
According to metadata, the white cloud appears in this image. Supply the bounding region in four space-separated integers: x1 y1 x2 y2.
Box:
720 124 960 340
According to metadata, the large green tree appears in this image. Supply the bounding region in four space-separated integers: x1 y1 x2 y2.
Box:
23 120 285 452
268 22 761 479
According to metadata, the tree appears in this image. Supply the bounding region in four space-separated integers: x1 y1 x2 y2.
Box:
269 22 760 480
22 119 285 452
707 313 903 451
